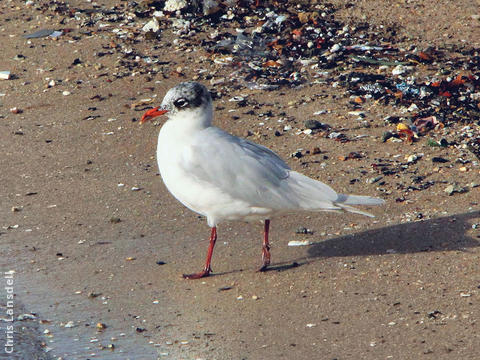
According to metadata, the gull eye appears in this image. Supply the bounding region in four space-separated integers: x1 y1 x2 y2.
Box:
173 98 189 108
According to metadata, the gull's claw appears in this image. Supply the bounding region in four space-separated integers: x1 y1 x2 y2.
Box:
182 267 211 280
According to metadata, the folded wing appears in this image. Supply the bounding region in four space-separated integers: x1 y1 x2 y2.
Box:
182 127 383 216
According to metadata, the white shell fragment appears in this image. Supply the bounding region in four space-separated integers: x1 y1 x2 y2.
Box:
288 240 313 247
164 0 187 12
142 18 160 33
0 71 11 80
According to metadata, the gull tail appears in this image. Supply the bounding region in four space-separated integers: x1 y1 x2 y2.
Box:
287 171 385 218
334 194 385 218
336 194 385 206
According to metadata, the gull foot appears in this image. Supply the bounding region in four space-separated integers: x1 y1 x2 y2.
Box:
257 263 270 272
182 268 211 279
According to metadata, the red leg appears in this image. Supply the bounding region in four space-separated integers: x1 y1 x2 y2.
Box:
258 219 271 272
183 227 217 279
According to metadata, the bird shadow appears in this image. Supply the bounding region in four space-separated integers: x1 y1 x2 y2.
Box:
265 210 480 272
212 211 480 276
299 210 480 264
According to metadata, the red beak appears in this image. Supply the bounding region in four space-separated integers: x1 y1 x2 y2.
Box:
140 107 169 124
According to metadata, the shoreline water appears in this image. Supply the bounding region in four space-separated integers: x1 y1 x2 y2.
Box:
1 264 160 360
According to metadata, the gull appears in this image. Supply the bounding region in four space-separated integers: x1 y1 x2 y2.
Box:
140 81 384 279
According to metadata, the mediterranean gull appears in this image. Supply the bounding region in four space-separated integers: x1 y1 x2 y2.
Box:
140 81 384 279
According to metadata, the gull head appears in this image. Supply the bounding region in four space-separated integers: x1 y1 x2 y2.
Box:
141 81 213 125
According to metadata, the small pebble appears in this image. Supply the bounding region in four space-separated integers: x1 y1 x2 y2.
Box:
96 322 107 330
330 44 341 53
10 107 23 114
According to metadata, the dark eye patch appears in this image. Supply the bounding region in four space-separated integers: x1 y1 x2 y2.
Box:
173 98 189 108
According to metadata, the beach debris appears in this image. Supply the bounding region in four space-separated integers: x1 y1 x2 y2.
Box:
130 99 154 109
142 18 160 33
202 0 220 16
304 119 329 131
288 240 313 247
295 227 314 234
10 107 23 114
396 123 416 143
0 71 11 80
164 0 188 12
431 157 449 163
23 29 62 39
17 313 36 321
96 322 107 331
414 116 440 134
444 184 468 196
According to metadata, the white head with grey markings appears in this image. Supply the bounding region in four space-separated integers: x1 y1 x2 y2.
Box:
140 81 213 129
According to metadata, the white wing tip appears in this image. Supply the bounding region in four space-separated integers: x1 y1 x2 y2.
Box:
337 194 385 206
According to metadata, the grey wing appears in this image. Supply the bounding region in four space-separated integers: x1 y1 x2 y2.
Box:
180 127 301 209
181 127 383 216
